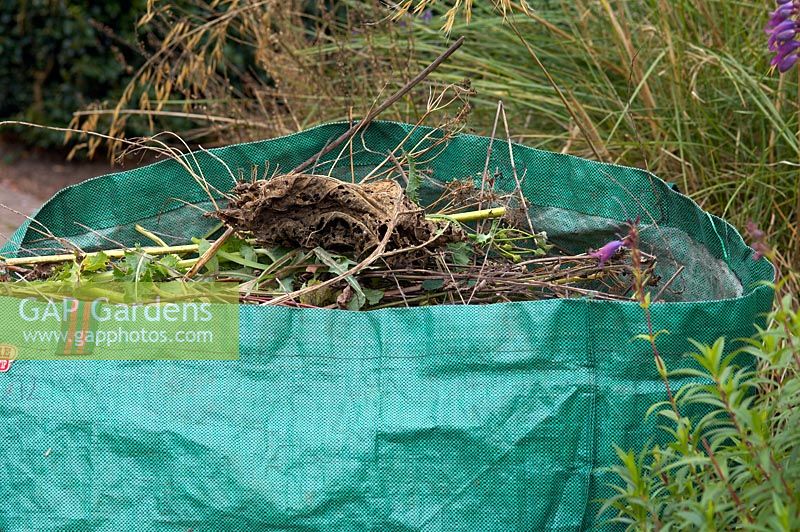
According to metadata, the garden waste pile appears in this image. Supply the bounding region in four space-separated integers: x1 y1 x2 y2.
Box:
2 168 657 310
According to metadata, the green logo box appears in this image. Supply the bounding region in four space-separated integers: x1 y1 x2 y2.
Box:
0 281 239 360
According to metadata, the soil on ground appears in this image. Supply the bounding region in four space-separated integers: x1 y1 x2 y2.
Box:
0 140 125 246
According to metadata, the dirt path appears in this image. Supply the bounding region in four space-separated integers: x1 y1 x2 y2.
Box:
0 141 120 247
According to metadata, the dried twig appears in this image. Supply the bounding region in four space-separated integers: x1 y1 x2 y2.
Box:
184 227 235 279
290 37 466 174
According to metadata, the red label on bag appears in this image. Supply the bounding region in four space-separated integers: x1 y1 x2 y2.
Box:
0 345 17 373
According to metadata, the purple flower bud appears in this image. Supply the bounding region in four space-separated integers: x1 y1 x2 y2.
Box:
590 240 625 267
767 2 800 73
773 19 798 33
779 53 799 71
777 40 800 59
769 32 780 50
780 39 800 52
778 4 797 15
769 6 796 26
768 17 785 32
421 9 433 22
772 40 800 66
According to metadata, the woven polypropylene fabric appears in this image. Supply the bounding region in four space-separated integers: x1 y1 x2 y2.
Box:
0 121 774 531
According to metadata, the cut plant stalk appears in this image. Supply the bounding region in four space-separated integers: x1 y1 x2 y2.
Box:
185 227 236 279
426 207 506 223
0 244 200 268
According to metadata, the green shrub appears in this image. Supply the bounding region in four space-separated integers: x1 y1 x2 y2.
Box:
602 292 800 529
0 0 145 148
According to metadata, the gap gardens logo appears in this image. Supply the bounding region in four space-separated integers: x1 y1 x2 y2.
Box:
0 281 239 361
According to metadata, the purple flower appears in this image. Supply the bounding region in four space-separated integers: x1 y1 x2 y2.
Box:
773 19 797 32
590 239 625 267
767 1 800 73
779 53 800 71
420 9 433 23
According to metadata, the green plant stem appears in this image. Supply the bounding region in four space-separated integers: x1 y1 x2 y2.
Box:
0 244 200 267
426 207 506 223
134 224 168 247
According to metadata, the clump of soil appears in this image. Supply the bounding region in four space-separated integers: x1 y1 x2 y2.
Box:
214 174 464 258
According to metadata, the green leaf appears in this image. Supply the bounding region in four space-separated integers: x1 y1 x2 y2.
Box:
219 236 246 254
277 274 295 293
474 232 492 245
347 292 362 311
240 243 257 264
81 251 110 272
158 254 180 270
422 278 445 291
259 246 291 262
123 250 152 282
150 254 180 280
217 249 266 270
447 242 472 266
313 248 356 271
197 239 219 273
313 247 365 308
54 261 82 283
299 279 335 307
362 287 384 305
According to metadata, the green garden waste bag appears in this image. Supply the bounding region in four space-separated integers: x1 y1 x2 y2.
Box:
0 121 774 531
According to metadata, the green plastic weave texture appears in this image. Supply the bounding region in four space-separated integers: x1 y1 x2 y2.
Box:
0 121 774 531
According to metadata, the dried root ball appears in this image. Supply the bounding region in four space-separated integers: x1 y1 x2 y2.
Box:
214 174 463 258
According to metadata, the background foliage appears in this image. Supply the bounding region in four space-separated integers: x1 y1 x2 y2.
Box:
5 0 797 279
0 0 146 147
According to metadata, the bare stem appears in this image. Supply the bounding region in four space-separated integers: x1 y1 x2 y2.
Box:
290 36 466 174
184 227 235 279
427 207 506 223
1 244 199 267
